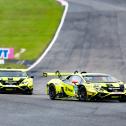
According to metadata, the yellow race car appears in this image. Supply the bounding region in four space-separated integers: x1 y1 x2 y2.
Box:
43 71 126 102
0 69 34 94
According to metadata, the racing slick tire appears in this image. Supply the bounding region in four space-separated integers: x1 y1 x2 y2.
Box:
27 89 33 95
49 84 56 100
24 89 33 95
78 86 87 101
119 95 126 102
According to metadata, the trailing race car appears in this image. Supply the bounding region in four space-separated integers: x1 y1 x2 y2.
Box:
43 71 126 102
0 69 34 94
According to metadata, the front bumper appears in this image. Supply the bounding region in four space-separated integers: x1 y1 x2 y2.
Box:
0 85 32 93
92 92 126 100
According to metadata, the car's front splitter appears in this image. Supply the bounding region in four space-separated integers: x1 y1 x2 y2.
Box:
90 92 126 101
0 86 32 94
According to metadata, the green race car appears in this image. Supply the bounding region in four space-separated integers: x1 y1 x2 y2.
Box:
0 69 34 94
43 71 126 102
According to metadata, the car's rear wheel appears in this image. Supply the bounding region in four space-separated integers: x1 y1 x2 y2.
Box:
78 86 87 101
49 84 56 100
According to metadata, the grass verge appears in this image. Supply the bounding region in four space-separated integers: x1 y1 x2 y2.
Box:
0 0 63 68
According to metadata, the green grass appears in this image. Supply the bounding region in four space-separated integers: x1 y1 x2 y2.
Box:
0 63 27 69
0 0 63 63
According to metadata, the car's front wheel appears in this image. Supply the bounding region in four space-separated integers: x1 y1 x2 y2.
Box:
119 95 126 102
24 88 33 95
78 86 87 101
49 84 56 100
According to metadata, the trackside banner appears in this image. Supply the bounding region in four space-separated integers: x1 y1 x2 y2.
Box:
0 48 14 59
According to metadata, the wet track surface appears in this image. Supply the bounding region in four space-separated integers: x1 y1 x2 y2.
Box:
1 0 126 126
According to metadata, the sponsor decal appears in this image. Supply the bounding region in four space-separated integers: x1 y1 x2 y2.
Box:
0 59 4 64
65 87 73 92
0 48 14 59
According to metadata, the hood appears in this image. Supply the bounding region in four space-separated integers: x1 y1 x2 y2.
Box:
0 77 27 81
99 82 122 87
0 77 27 85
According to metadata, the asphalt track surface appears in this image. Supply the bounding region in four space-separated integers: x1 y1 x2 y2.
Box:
1 0 126 126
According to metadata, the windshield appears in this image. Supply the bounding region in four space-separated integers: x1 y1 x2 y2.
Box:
0 71 27 77
83 75 118 83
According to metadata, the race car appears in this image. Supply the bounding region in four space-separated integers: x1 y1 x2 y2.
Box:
43 71 126 102
0 69 34 94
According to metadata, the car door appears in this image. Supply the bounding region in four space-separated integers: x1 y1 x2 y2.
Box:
62 75 83 96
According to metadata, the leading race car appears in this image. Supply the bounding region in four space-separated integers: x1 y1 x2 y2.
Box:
43 71 126 102
0 69 34 94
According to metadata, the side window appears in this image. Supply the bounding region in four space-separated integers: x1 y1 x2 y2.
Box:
69 75 83 84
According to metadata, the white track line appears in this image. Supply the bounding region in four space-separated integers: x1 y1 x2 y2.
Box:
27 0 68 71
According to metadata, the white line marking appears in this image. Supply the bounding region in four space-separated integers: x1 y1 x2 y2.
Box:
15 48 26 59
27 0 69 71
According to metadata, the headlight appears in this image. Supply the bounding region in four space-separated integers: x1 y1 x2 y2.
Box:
93 84 101 91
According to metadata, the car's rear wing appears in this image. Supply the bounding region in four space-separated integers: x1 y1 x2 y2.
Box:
43 71 73 78
42 71 87 78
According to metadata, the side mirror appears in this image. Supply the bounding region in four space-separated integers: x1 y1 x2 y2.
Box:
72 80 78 84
